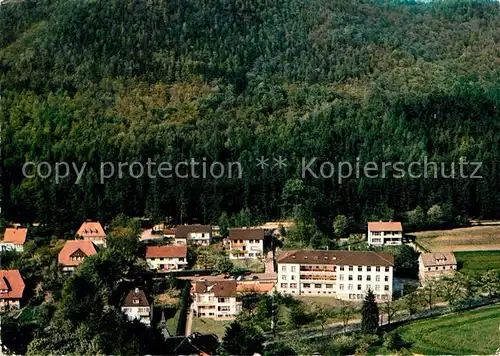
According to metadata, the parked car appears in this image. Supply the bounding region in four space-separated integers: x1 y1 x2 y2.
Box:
236 275 245 281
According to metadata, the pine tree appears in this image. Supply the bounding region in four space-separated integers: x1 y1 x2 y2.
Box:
218 321 264 355
361 289 379 334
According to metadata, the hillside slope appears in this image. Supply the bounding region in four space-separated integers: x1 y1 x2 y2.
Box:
1 0 500 228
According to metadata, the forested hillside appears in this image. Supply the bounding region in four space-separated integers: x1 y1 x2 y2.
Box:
2 0 500 230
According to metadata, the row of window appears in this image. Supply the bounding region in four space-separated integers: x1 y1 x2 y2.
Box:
188 233 209 238
279 283 390 293
372 237 401 243
371 231 400 236
348 293 389 300
339 266 390 272
427 266 456 271
157 264 182 269
282 274 390 282
302 283 333 288
280 283 298 289
232 239 261 244
340 274 389 282
149 257 185 262
197 297 233 304
339 284 390 291
122 307 150 313
281 265 391 272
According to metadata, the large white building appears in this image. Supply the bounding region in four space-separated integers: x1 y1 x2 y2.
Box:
191 280 242 320
121 288 152 326
367 221 403 246
174 225 212 245
0 227 27 253
145 245 188 272
228 228 264 259
277 250 394 301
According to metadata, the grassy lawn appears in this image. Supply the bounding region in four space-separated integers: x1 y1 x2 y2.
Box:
295 296 360 326
166 310 180 336
191 316 231 339
455 250 500 273
376 304 500 355
297 296 357 308
232 259 265 272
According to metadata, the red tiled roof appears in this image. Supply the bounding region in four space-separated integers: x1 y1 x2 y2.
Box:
420 252 457 267
3 228 27 244
0 270 25 299
193 280 237 297
58 240 97 266
368 221 403 232
237 281 275 294
228 228 265 240
175 225 211 238
277 249 394 267
77 221 106 237
145 245 187 258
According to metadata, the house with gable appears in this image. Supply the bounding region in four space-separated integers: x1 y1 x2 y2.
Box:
191 280 241 320
121 288 152 326
419 252 457 283
77 221 106 247
367 221 403 246
145 245 188 272
0 270 25 311
58 240 98 272
228 228 265 259
1 227 28 252
174 225 212 245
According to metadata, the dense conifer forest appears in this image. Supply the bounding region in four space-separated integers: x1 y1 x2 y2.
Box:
2 0 500 231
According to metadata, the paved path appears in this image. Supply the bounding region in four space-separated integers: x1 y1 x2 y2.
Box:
408 241 425 253
185 309 194 336
265 250 275 273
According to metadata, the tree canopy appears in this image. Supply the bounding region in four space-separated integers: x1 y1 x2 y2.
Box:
2 0 500 232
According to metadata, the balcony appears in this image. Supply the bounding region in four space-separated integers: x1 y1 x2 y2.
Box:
196 299 215 305
299 269 335 274
198 305 216 310
300 274 336 281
